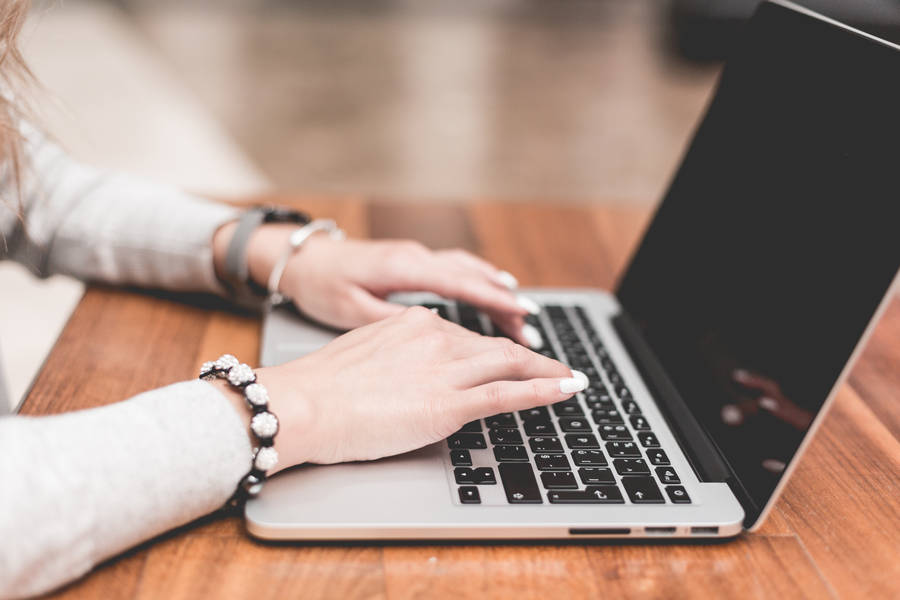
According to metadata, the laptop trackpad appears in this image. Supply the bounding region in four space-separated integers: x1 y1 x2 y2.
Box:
260 307 342 367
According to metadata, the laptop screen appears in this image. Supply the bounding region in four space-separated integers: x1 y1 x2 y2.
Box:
616 1 900 526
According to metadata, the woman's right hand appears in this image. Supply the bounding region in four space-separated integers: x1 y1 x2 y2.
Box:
251 306 588 469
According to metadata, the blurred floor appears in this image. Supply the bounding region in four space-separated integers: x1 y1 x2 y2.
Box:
124 0 721 203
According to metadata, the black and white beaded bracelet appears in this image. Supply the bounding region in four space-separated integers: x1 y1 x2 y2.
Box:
200 354 280 504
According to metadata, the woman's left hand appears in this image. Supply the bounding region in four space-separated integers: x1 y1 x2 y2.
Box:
238 226 542 347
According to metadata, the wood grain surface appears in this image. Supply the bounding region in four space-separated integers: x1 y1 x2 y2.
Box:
19 199 900 600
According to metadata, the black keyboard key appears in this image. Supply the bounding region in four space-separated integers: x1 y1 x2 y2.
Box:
485 413 517 429
666 485 692 504
656 467 680 484
599 424 632 441
558 417 591 432
565 433 600 449
454 467 475 484
548 485 624 504
474 467 497 485
448 433 487 450
490 428 524 445
622 477 665 503
578 467 616 484
606 441 641 457
494 445 529 462
614 458 650 476
529 437 564 453
621 400 642 415
616 385 632 399
458 486 481 504
584 391 614 407
646 449 670 465
572 449 608 466
638 432 660 448
540 471 578 489
552 401 584 417
629 415 650 431
523 419 557 437
450 450 472 466
535 453 571 471
458 420 482 433
498 463 543 504
519 406 550 421
592 409 624 425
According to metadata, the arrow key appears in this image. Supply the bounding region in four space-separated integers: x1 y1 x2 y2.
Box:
622 477 665 503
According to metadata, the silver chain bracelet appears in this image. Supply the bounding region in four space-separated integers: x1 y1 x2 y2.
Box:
200 354 279 505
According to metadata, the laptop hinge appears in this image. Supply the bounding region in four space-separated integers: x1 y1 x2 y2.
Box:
612 312 731 483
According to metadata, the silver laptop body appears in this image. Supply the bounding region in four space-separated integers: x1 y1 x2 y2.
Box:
245 0 900 540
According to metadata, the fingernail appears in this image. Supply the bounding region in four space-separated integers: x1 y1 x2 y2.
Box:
521 323 543 349
758 396 779 411
516 295 541 315
560 369 589 394
496 270 519 290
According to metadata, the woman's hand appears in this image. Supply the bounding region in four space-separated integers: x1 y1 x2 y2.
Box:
246 307 588 468
214 222 543 347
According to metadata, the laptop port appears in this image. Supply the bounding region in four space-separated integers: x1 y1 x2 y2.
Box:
569 528 631 535
690 526 719 535
645 527 676 535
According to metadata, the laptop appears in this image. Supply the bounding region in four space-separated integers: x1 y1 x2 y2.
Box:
247 0 900 540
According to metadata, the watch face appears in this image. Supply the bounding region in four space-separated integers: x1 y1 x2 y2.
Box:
262 206 310 224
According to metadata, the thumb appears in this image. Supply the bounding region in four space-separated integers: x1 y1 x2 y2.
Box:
347 286 406 325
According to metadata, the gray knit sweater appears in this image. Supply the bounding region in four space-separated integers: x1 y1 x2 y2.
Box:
0 124 253 599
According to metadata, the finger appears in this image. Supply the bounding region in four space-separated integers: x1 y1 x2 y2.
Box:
732 369 783 397
446 339 574 388
484 311 538 348
458 373 589 422
341 287 407 327
436 249 519 290
406 264 533 317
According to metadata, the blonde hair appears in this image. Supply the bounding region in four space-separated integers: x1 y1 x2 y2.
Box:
0 0 32 213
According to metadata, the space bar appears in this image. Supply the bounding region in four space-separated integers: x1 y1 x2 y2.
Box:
498 463 543 504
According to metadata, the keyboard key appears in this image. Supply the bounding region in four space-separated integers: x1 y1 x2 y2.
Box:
458 420 482 433
454 467 475 484
499 463 543 504
530 437 564 453
540 471 578 489
665 485 692 504
474 467 497 485
494 445 529 462
552 401 584 417
585 392 614 407
578 467 616 484
558 417 591 432
519 406 550 421
535 454 571 471
638 432 660 448
614 458 650 476
458 486 481 504
606 441 641 457
646 449 670 465
490 428 524 445
448 433 487 450
450 450 472 466
656 467 680 484
621 400 642 415
572 449 608 466
523 419 557 437
485 413 517 429
622 477 665 503
592 409 624 425
629 415 650 430
616 385 632 399
599 424 632 441
548 485 625 504
565 434 600 449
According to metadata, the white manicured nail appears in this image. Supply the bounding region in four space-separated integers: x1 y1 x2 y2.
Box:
516 295 541 315
521 324 543 349
496 270 519 290
559 370 589 394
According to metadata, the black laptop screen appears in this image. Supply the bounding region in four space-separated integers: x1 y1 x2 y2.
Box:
616 2 900 525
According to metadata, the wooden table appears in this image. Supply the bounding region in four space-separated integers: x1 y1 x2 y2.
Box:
20 199 900 599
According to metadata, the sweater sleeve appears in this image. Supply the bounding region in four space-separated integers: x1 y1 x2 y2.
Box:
0 121 239 292
0 380 252 599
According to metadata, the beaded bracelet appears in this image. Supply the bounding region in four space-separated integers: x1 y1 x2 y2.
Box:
200 354 279 504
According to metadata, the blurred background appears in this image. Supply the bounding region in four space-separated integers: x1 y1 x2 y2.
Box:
3 0 899 410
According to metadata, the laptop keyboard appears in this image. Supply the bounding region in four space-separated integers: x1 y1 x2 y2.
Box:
429 302 692 507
